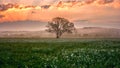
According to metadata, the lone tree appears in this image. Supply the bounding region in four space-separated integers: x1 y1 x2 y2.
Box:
46 17 75 38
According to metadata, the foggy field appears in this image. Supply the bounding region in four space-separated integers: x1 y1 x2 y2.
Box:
0 39 120 68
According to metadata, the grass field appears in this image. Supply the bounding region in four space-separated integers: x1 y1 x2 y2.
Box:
0 39 120 68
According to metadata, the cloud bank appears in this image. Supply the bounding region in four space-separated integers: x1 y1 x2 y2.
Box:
0 0 120 29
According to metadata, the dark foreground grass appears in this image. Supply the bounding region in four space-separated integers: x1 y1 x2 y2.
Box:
0 39 120 68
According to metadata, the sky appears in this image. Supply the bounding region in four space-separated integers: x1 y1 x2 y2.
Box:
0 0 120 31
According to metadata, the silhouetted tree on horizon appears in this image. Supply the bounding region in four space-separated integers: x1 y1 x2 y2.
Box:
46 17 76 38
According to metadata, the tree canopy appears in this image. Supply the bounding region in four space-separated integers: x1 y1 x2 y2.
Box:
46 17 75 38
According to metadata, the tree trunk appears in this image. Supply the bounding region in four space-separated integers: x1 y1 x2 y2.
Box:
56 35 59 38
56 32 60 39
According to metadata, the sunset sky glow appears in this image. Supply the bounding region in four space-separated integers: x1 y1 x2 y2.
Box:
0 0 120 31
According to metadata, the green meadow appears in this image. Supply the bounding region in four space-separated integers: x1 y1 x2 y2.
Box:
0 39 120 68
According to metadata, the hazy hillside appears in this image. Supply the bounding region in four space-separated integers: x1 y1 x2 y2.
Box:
74 27 120 38
0 27 120 38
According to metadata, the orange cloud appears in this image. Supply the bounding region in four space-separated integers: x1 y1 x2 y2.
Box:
97 0 114 4
85 0 95 4
0 14 5 18
0 0 120 23
111 0 120 8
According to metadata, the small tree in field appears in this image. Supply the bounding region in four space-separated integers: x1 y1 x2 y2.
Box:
46 17 75 38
